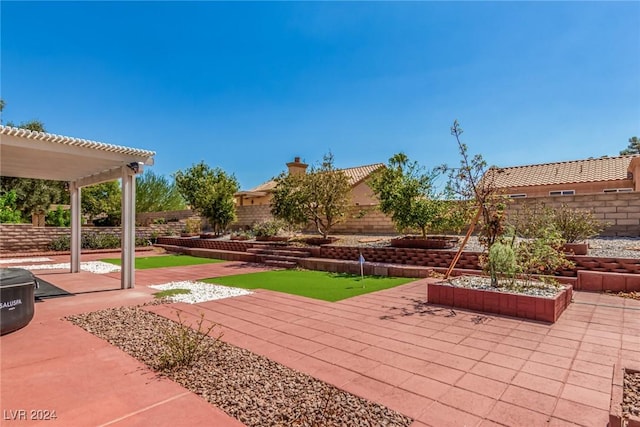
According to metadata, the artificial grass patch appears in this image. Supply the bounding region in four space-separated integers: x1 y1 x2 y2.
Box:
203 269 414 302
153 288 191 299
102 255 224 269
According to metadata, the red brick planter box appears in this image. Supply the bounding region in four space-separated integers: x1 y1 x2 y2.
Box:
610 363 640 427
427 281 573 323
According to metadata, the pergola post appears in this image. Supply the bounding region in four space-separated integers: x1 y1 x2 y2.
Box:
120 166 137 289
69 181 81 273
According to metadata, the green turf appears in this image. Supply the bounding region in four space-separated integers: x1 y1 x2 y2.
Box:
203 269 414 302
153 288 191 299
102 254 224 269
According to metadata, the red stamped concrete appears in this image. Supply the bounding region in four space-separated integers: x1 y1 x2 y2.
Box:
1 252 269 427
3 252 640 427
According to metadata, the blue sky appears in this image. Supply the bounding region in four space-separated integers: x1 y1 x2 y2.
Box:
2 1 639 190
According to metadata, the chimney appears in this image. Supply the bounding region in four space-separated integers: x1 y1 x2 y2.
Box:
286 157 308 176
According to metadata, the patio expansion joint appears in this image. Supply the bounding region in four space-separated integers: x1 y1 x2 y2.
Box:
573 300 640 311
96 391 191 427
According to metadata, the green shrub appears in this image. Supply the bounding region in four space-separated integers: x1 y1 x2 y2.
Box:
48 235 71 251
48 233 126 251
488 241 518 284
45 206 71 227
0 190 24 223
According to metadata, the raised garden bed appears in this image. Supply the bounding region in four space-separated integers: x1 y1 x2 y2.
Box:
610 363 640 427
390 235 459 249
427 277 572 323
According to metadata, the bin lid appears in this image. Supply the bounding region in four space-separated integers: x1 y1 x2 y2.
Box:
0 268 36 287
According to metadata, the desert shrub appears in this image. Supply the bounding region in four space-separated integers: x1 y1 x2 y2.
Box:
511 202 604 243
552 204 604 243
159 311 222 371
251 218 287 237
183 218 201 234
516 228 574 278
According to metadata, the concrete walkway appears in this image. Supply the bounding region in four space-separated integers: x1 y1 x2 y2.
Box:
149 281 640 427
2 253 639 426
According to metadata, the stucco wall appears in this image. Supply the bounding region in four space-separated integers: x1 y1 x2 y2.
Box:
504 179 635 198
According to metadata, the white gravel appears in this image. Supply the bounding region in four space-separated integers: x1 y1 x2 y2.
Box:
0 257 52 264
16 261 121 274
448 275 562 298
149 281 253 304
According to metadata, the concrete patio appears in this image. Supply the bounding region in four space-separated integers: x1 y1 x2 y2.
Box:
2 253 639 426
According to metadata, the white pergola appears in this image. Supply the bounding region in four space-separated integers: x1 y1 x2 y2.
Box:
0 125 155 289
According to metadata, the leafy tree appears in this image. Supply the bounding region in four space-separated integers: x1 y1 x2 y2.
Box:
81 181 122 224
0 107 67 220
135 170 185 213
620 136 640 155
45 206 71 227
5 119 46 132
271 153 351 238
370 153 468 237
0 190 24 223
174 162 239 234
0 177 68 221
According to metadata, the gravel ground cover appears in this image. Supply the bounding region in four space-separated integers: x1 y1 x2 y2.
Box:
224 234 640 258
446 275 562 297
624 370 640 419
0 257 52 264
321 235 640 259
13 261 121 274
68 306 412 427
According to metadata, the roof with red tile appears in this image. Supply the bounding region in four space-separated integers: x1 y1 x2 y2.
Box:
491 155 638 188
240 163 385 195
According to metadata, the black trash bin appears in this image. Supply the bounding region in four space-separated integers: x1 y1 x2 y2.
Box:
1 268 38 335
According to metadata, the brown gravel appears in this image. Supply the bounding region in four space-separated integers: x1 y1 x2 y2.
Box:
624 370 640 419
67 306 412 427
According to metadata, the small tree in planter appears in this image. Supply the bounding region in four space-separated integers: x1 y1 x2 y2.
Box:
370 153 469 247
443 121 511 285
271 153 350 240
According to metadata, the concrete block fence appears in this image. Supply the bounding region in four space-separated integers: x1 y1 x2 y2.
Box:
0 223 183 253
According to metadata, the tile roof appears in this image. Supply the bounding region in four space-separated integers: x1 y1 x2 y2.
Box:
242 163 385 194
491 155 638 188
